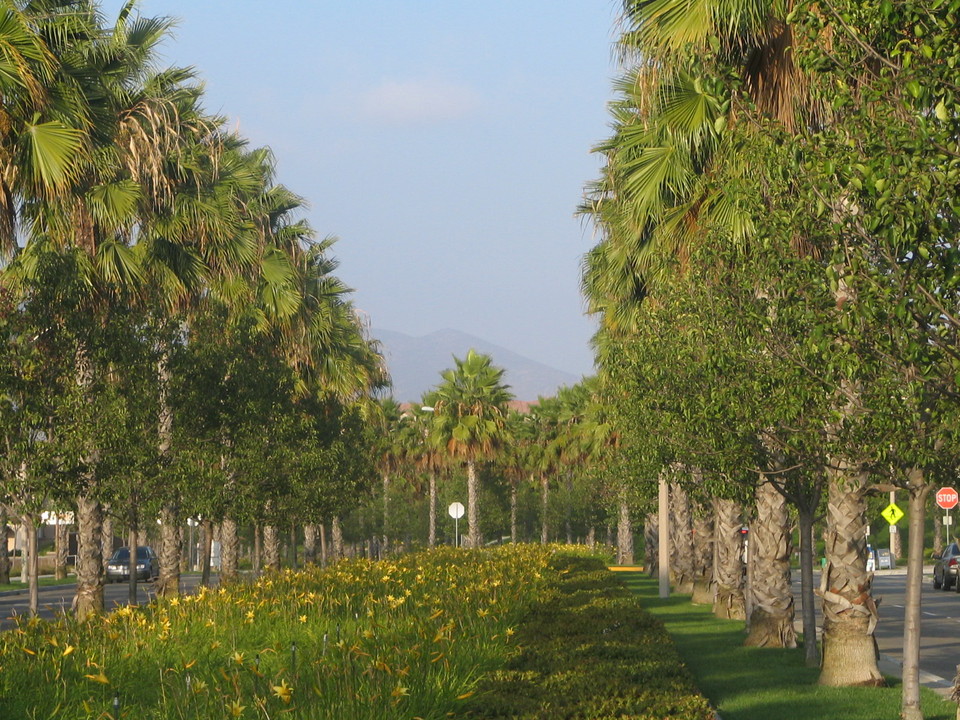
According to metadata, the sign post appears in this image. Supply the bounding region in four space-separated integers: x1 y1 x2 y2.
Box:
936 487 958 549
448 502 465 548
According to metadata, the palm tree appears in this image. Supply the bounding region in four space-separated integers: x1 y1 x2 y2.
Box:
430 350 512 549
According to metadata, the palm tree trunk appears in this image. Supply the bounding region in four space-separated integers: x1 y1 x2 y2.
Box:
331 517 343 560
200 519 213 587
744 481 796 647
55 519 68 580
263 525 280 570
691 506 715 605
157 504 181 597
617 490 633 564
252 524 261 573
428 472 437 548
540 473 549 544
901 468 931 720
466 460 479 549
220 516 239 582
712 497 745 620
644 512 659 578
818 464 882 686
0 505 10 585
304 524 318 564
669 482 695 592
75 494 104 620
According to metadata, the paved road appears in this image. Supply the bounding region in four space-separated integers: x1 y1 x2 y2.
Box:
793 567 957 693
0 574 212 628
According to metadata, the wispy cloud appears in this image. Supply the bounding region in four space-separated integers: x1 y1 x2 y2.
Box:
358 79 481 124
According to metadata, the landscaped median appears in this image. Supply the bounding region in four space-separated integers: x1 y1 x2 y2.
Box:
0 546 714 719
622 572 958 720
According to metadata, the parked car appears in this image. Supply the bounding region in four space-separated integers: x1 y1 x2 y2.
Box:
933 543 960 590
106 546 159 583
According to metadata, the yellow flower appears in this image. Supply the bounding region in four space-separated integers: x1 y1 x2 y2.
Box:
391 684 409 698
84 672 110 685
62 645 75 657
298 614 308 623
231 651 246 666
226 699 246 717
271 679 293 703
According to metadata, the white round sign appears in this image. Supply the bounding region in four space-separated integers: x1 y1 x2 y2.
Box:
448 502 465 520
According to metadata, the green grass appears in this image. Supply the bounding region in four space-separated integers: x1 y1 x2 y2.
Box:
622 573 956 720
0 576 76 592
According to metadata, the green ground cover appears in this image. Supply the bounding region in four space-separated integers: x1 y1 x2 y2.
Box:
0 576 76 592
465 554 714 719
623 573 957 720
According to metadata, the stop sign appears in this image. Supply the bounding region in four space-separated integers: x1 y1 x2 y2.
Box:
936 487 959 510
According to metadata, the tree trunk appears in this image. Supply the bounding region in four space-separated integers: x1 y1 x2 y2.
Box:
101 509 113 575
157 504 181 597
319 523 328 566
617 490 633 565
127 516 138 605
428 471 437 548
798 508 820 667
24 514 38 615
744 481 796 648
289 525 298 568
587 526 596 547
669 481 696 592
510 480 518 544
890 490 902 561
818 464 883 686
659 476 670 597
220 516 239 582
263 525 280 570
55 519 68 580
252 524 261 573
155 352 180 597
540 473 549 544
382 471 390 555
644 512 659 578
304 523 318 564
200 519 213 587
565 472 574 544
0 506 9 585
75 494 104 620
712 497 746 620
901 469 930 720
466 460 479 549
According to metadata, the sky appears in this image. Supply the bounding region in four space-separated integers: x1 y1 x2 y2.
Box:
103 1 620 377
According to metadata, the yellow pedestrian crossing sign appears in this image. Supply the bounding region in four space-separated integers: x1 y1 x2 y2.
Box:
881 503 905 525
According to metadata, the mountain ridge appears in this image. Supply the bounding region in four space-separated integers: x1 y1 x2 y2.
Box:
373 328 582 402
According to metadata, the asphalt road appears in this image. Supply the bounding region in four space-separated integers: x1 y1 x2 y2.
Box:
793 567 958 692
0 574 211 628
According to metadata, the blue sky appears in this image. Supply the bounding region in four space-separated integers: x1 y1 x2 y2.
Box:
105 1 619 377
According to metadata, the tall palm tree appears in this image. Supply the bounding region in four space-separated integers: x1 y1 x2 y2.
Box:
430 350 512 549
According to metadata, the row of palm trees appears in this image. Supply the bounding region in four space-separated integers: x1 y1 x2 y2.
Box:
582 0 960 716
362 357 636 556
0 1 385 617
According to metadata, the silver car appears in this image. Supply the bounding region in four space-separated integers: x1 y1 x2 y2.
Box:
933 543 960 590
106 546 159 583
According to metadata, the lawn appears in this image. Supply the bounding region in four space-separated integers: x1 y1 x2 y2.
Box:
622 572 957 720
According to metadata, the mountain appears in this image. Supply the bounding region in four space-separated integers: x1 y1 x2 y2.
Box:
372 328 582 402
